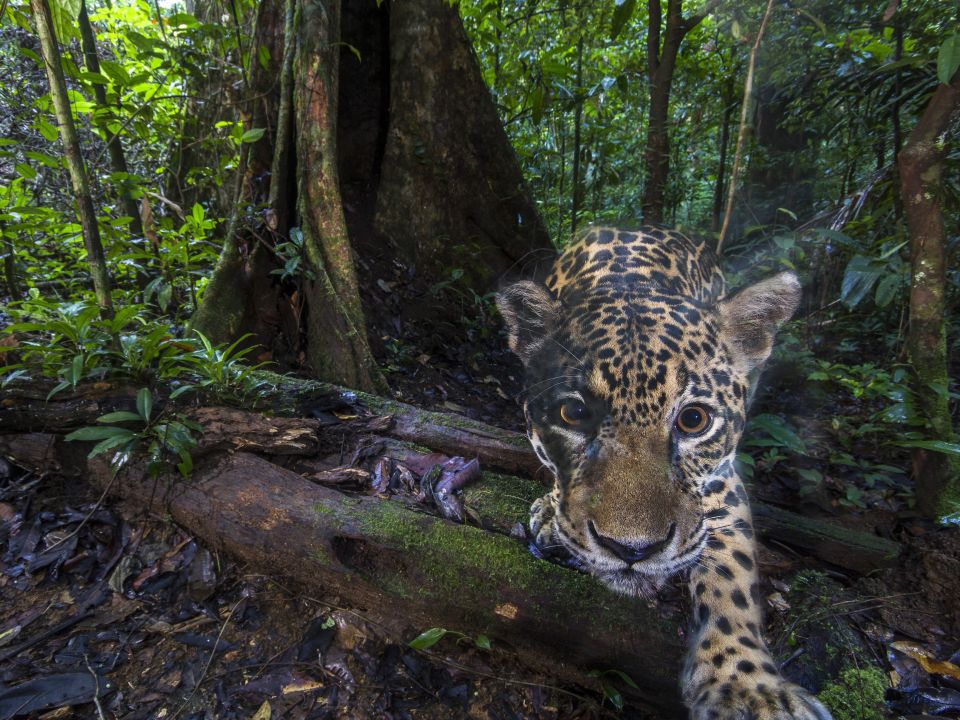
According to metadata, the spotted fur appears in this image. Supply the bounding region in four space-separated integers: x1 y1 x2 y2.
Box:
498 227 832 720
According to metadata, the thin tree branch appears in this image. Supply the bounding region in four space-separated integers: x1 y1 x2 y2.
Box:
716 0 775 255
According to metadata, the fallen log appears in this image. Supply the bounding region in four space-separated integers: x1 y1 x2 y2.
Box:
0 375 541 477
0 378 902 573
0 435 688 716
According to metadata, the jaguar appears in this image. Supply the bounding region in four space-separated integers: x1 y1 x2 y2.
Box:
497 226 832 720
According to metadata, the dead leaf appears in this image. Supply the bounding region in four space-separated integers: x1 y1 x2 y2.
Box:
890 640 960 680
251 699 272 720
766 592 790 613
495 603 518 620
282 678 324 694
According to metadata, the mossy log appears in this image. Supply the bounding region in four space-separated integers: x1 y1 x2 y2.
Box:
0 432 687 716
0 377 901 575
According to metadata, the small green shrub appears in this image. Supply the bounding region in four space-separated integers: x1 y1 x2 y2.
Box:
818 666 888 720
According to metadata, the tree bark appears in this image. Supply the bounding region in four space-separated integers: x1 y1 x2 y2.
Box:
31 0 113 316
294 0 387 393
372 0 551 289
188 0 287 347
898 69 960 518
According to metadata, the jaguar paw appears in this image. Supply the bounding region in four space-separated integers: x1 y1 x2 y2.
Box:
688 678 833 720
528 491 573 563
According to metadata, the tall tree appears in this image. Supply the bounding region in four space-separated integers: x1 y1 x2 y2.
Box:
192 0 551 392
898 66 960 518
31 0 113 315
641 0 719 223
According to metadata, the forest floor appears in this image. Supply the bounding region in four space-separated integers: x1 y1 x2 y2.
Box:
2 299 960 719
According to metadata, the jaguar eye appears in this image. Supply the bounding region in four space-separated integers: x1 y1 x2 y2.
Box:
676 404 711 435
559 399 590 427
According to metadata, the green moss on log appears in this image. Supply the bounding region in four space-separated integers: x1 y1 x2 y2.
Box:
308 495 668 637
466 471 542 528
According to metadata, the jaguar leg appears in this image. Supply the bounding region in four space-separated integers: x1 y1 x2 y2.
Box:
683 475 832 720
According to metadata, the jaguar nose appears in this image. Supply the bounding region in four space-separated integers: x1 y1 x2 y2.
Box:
588 521 676 565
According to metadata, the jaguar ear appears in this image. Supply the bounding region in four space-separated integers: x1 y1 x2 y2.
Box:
719 271 800 372
496 280 561 363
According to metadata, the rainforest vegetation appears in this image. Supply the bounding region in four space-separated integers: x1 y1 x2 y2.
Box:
0 0 958 718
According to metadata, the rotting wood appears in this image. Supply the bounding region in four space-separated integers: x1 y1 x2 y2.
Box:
1 441 689 717
0 378 901 572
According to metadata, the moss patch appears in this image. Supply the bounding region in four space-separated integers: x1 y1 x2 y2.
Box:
310 496 663 637
465 472 543 527
818 667 888 720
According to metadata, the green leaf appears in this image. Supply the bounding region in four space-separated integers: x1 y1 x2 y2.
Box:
241 128 266 143
69 354 84 383
79 70 110 85
530 86 546 125
937 34 960 85
87 433 135 459
177 448 193 477
15 163 37 180
66 425 136 442
342 42 361 62
46 380 70 401
36 118 59 142
97 411 143 423
474 634 491 650
158 283 172 311
600 683 624 710
745 414 807 454
48 0 81 41
408 627 448 650
610 0 636 41
169 384 196 399
136 387 153 422
606 669 639 689
893 439 960 456
874 273 900 308
840 255 882 308
24 150 59 168
257 45 271 70
99 59 131 87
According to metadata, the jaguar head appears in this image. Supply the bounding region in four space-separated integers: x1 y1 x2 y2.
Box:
498 271 799 594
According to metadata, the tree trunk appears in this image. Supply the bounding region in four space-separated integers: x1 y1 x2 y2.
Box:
192 0 552 390
188 0 287 349
711 76 735 233
294 0 387 393
640 0 717 223
31 0 113 316
371 0 551 290
0 439 687 716
716 0 775 255
1 222 19 299
898 69 960 518
570 34 584 239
